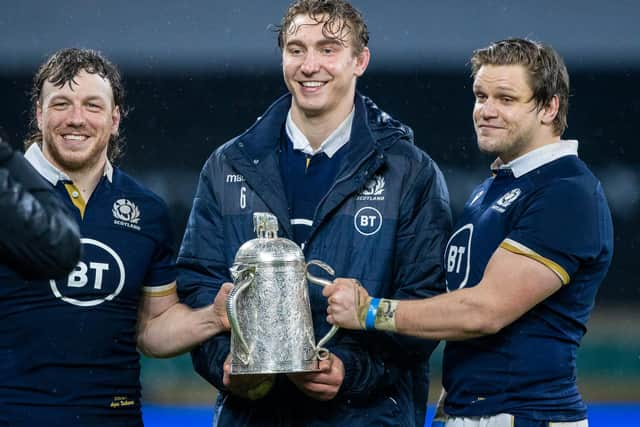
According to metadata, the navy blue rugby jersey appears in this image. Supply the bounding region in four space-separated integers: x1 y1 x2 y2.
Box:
442 141 613 422
279 131 346 247
279 108 351 247
0 145 176 427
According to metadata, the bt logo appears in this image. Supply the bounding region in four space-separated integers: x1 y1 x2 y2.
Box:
354 207 383 236
447 245 466 274
444 224 473 292
50 238 125 307
68 262 109 290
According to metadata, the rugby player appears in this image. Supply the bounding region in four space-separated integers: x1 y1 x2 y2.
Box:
0 48 230 427
325 38 613 427
177 0 452 426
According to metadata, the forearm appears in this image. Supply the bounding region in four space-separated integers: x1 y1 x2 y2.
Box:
393 249 562 340
394 288 499 340
354 285 499 341
330 250 562 341
138 302 225 358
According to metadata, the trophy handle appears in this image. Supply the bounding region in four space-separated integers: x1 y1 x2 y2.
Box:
227 266 254 358
306 260 339 360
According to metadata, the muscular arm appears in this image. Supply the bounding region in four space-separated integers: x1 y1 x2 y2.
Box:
327 248 562 340
137 282 231 358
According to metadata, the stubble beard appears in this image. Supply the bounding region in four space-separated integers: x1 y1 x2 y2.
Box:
477 126 534 163
43 131 109 174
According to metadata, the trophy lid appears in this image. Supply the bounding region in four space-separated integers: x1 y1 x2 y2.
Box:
233 212 304 265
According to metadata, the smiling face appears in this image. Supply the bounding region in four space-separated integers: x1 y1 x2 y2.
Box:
472 64 558 163
282 13 369 124
37 70 120 173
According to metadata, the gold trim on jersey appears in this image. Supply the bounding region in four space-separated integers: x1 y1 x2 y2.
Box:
500 238 570 285
142 282 177 297
63 183 86 218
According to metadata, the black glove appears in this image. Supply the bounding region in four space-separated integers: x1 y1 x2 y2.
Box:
0 126 13 164
0 125 81 279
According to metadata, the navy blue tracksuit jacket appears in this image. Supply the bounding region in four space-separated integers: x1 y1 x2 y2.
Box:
177 93 452 427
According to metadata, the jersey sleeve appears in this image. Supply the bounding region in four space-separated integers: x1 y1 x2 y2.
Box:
500 177 608 285
142 199 177 294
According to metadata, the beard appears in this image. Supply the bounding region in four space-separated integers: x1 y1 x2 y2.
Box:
476 124 537 162
42 130 109 174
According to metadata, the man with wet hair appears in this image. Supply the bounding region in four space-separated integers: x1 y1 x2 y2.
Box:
325 38 613 427
177 0 452 426
0 48 231 427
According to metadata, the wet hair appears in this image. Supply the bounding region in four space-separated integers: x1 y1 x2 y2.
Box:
276 0 369 56
471 38 569 136
25 48 127 162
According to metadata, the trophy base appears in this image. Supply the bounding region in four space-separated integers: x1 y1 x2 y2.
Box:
230 359 321 375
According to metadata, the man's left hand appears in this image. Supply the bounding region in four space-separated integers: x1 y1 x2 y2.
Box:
287 353 345 401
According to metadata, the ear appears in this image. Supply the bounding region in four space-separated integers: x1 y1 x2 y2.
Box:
111 106 121 136
36 102 43 131
540 95 559 126
354 47 370 77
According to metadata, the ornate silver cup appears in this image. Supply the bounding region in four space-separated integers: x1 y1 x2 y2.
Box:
226 212 338 374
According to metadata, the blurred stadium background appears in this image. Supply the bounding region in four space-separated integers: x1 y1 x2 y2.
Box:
1 1 638 425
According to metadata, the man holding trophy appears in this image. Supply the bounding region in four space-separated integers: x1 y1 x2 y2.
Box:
177 0 451 425
323 39 613 427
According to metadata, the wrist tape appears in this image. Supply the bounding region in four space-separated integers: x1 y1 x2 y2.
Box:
362 298 398 332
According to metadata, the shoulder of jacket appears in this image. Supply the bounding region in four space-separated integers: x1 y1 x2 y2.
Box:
362 95 414 145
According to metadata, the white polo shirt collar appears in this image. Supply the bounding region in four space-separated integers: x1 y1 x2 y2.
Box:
285 108 354 158
491 140 579 178
24 143 113 185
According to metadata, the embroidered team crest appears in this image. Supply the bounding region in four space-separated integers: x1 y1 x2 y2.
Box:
357 175 385 201
492 188 521 213
362 175 385 196
113 199 141 230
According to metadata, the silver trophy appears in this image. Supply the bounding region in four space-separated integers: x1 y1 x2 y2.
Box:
226 212 339 374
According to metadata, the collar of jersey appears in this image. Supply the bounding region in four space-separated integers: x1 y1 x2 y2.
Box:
491 139 579 178
285 107 354 158
24 144 113 185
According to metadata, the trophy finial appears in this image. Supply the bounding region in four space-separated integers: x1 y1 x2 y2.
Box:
253 212 278 239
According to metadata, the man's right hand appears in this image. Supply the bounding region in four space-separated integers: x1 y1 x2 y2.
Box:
324 278 371 330
222 354 275 400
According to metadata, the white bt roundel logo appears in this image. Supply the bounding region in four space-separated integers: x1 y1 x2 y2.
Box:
50 238 126 307
354 207 383 236
445 224 473 292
